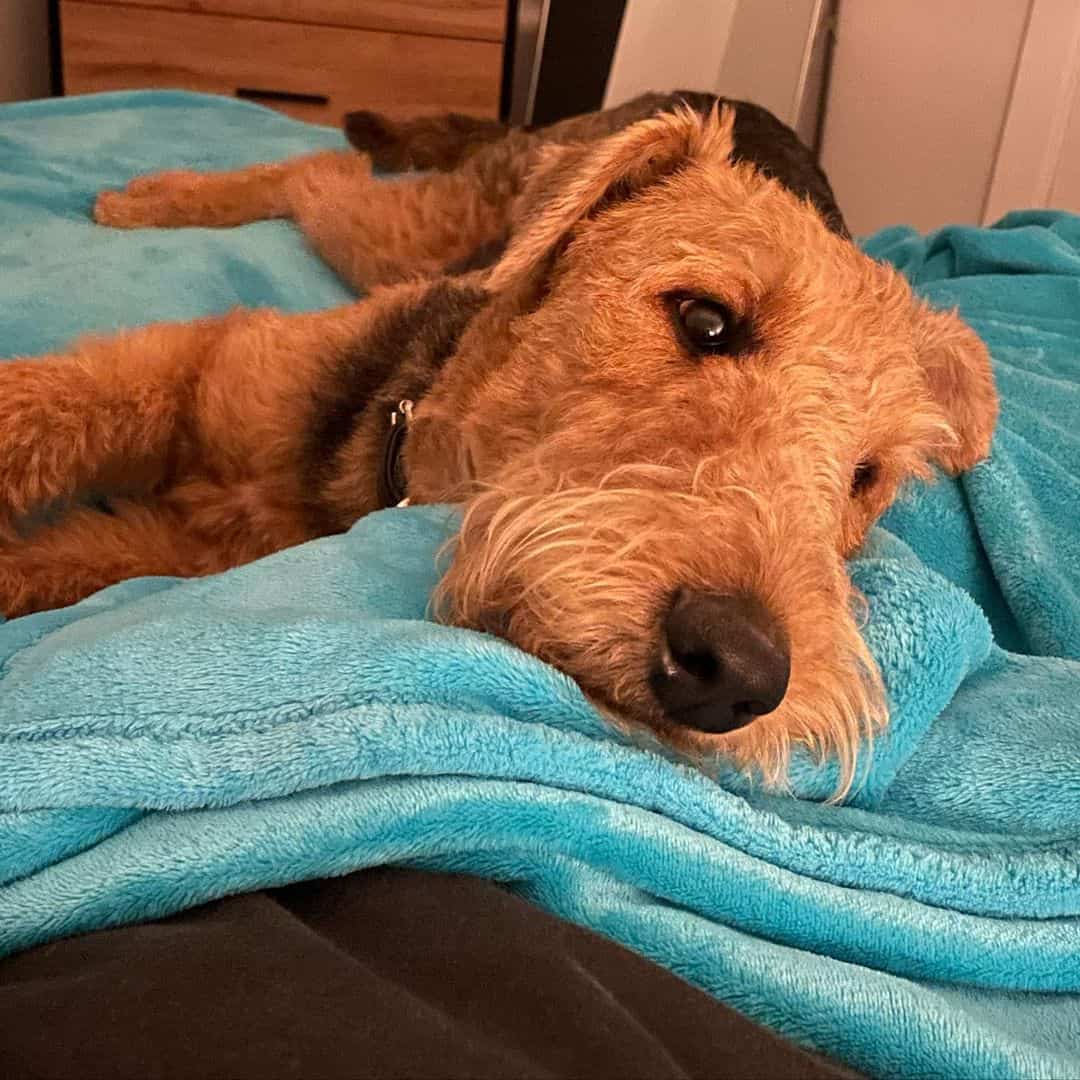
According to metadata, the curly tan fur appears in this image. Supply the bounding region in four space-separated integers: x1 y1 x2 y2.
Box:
2 103 997 791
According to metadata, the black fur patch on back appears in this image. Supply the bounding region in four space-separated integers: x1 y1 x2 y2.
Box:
667 91 848 238
303 280 488 508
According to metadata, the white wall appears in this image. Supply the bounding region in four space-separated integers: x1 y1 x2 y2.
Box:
605 0 828 146
820 0 1032 235
0 0 51 102
603 0 738 107
715 0 822 128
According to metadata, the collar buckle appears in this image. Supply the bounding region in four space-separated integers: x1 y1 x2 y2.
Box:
378 399 415 509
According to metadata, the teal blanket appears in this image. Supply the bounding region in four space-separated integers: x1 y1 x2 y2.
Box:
2 92 1078 1079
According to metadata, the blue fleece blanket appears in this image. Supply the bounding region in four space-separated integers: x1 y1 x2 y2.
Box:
2 92 1078 1079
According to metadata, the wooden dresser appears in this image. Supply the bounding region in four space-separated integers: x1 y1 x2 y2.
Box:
58 0 508 125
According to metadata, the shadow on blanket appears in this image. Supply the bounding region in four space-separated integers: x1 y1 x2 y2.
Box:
0 91 1078 1080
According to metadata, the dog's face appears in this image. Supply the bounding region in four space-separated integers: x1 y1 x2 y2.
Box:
413 107 997 790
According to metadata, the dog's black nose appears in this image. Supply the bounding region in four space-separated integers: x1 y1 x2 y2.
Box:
651 590 790 735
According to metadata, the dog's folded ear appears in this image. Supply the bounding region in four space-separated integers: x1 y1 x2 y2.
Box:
487 105 737 295
914 304 998 472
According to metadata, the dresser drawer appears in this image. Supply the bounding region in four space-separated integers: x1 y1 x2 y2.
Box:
77 0 508 43
60 0 504 125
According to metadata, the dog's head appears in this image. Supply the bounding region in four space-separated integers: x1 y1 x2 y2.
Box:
411 106 997 791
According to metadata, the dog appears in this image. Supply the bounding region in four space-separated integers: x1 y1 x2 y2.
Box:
0 92 997 791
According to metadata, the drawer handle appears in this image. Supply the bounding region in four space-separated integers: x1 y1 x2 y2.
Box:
236 87 329 106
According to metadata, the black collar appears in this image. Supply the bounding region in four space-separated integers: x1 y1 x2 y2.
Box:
377 400 413 509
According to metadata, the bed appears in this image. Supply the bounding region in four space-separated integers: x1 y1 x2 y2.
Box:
1 90 1078 1079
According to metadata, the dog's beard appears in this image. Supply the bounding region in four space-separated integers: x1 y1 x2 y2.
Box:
433 460 886 797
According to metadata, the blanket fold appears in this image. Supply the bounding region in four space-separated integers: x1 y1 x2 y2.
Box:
1 92 1078 1080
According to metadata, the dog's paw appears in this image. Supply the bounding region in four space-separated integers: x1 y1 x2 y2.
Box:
93 189 156 229
93 170 204 228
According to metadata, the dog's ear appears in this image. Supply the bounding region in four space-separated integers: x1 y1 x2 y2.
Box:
487 105 737 294
914 304 998 472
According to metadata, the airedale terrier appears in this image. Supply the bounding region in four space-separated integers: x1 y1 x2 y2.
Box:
0 93 997 788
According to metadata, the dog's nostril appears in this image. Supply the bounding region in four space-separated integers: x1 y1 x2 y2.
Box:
652 589 790 736
672 646 719 684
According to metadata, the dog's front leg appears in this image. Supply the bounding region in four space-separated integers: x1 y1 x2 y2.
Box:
92 151 375 236
93 158 304 229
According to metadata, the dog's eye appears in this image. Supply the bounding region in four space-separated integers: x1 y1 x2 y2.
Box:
675 297 736 354
665 293 757 358
851 460 879 496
